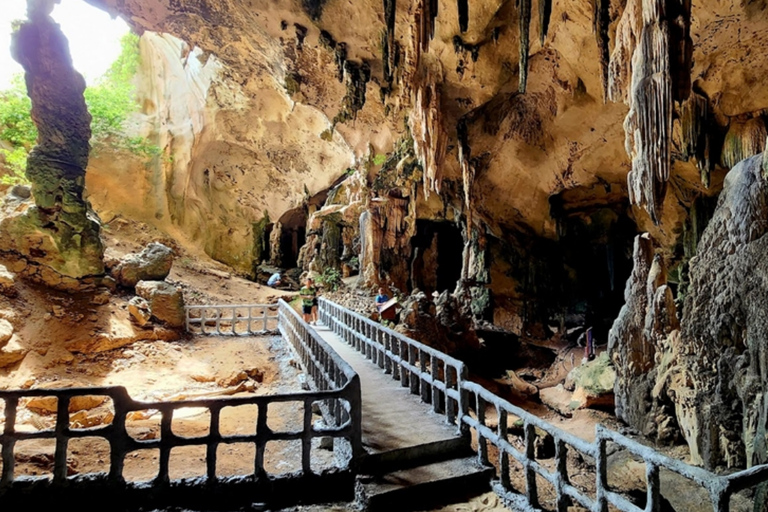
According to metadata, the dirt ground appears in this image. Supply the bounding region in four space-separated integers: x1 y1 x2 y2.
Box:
0 218 334 482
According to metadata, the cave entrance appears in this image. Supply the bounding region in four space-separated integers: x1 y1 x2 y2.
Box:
556 206 637 343
276 207 307 269
410 220 463 295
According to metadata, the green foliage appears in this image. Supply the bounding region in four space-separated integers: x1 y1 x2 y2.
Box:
0 75 37 148
0 146 28 185
0 31 159 183
373 153 387 165
85 32 143 150
317 267 342 291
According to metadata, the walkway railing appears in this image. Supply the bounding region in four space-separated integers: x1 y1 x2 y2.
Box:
185 303 279 335
0 301 362 510
319 297 768 512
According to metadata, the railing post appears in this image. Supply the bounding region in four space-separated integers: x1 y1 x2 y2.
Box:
458 364 470 436
595 432 608 512
524 422 539 509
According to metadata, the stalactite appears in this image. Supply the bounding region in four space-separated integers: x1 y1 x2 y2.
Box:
335 43 347 83
458 119 475 280
680 91 711 187
409 66 447 199
538 0 552 45
721 117 768 169
333 60 371 126
383 0 397 85
593 0 610 102
416 0 438 55
624 0 681 224
518 0 531 93
458 0 469 33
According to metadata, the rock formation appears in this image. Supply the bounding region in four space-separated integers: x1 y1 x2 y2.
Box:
59 0 768 474
1 0 104 283
675 154 768 470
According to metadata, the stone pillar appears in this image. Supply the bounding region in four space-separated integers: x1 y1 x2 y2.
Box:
0 0 104 281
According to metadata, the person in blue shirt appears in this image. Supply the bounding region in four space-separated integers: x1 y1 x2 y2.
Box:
267 272 281 287
375 287 389 312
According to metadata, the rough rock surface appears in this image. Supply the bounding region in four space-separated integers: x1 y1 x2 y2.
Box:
136 280 185 328
609 234 679 444
0 336 27 369
128 296 152 327
1 2 104 280
0 264 15 296
65 325 180 354
676 154 768 470
0 318 14 345
113 242 174 288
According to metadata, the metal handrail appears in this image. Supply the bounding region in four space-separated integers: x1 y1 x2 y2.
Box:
319 297 768 512
0 300 363 510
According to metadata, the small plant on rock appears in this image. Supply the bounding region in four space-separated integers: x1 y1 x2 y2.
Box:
317 267 342 291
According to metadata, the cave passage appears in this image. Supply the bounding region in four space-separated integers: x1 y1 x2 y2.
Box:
277 207 308 268
410 220 463 295
558 208 637 342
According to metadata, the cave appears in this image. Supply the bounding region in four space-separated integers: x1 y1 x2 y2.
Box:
275 206 307 269
1 0 768 509
410 219 463 295
553 204 637 343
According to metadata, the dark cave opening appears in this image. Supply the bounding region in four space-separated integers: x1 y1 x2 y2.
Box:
410 220 463 295
277 207 308 269
552 199 637 344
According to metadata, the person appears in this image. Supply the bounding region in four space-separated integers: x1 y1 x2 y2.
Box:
267 272 282 287
300 278 318 325
375 287 389 312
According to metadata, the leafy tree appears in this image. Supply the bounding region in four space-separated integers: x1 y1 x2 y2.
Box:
0 31 159 185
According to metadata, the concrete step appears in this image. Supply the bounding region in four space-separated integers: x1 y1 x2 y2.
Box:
359 436 472 475
356 456 494 512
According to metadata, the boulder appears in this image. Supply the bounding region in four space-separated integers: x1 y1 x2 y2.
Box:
136 280 185 328
128 297 152 327
539 384 574 418
0 336 28 368
113 243 174 287
567 352 617 410
0 264 15 296
0 318 14 345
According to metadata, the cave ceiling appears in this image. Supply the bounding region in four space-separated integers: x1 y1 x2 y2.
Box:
84 0 768 242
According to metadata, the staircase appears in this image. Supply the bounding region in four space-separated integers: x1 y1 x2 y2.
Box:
355 436 493 512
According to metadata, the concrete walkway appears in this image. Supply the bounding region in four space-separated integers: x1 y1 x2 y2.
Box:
313 323 460 455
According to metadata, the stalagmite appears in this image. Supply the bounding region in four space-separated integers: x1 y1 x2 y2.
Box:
0 0 104 280
538 0 552 45
518 0 531 93
593 0 610 101
680 91 711 187
409 66 447 198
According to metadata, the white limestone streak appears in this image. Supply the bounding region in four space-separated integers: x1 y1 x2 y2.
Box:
409 66 447 199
